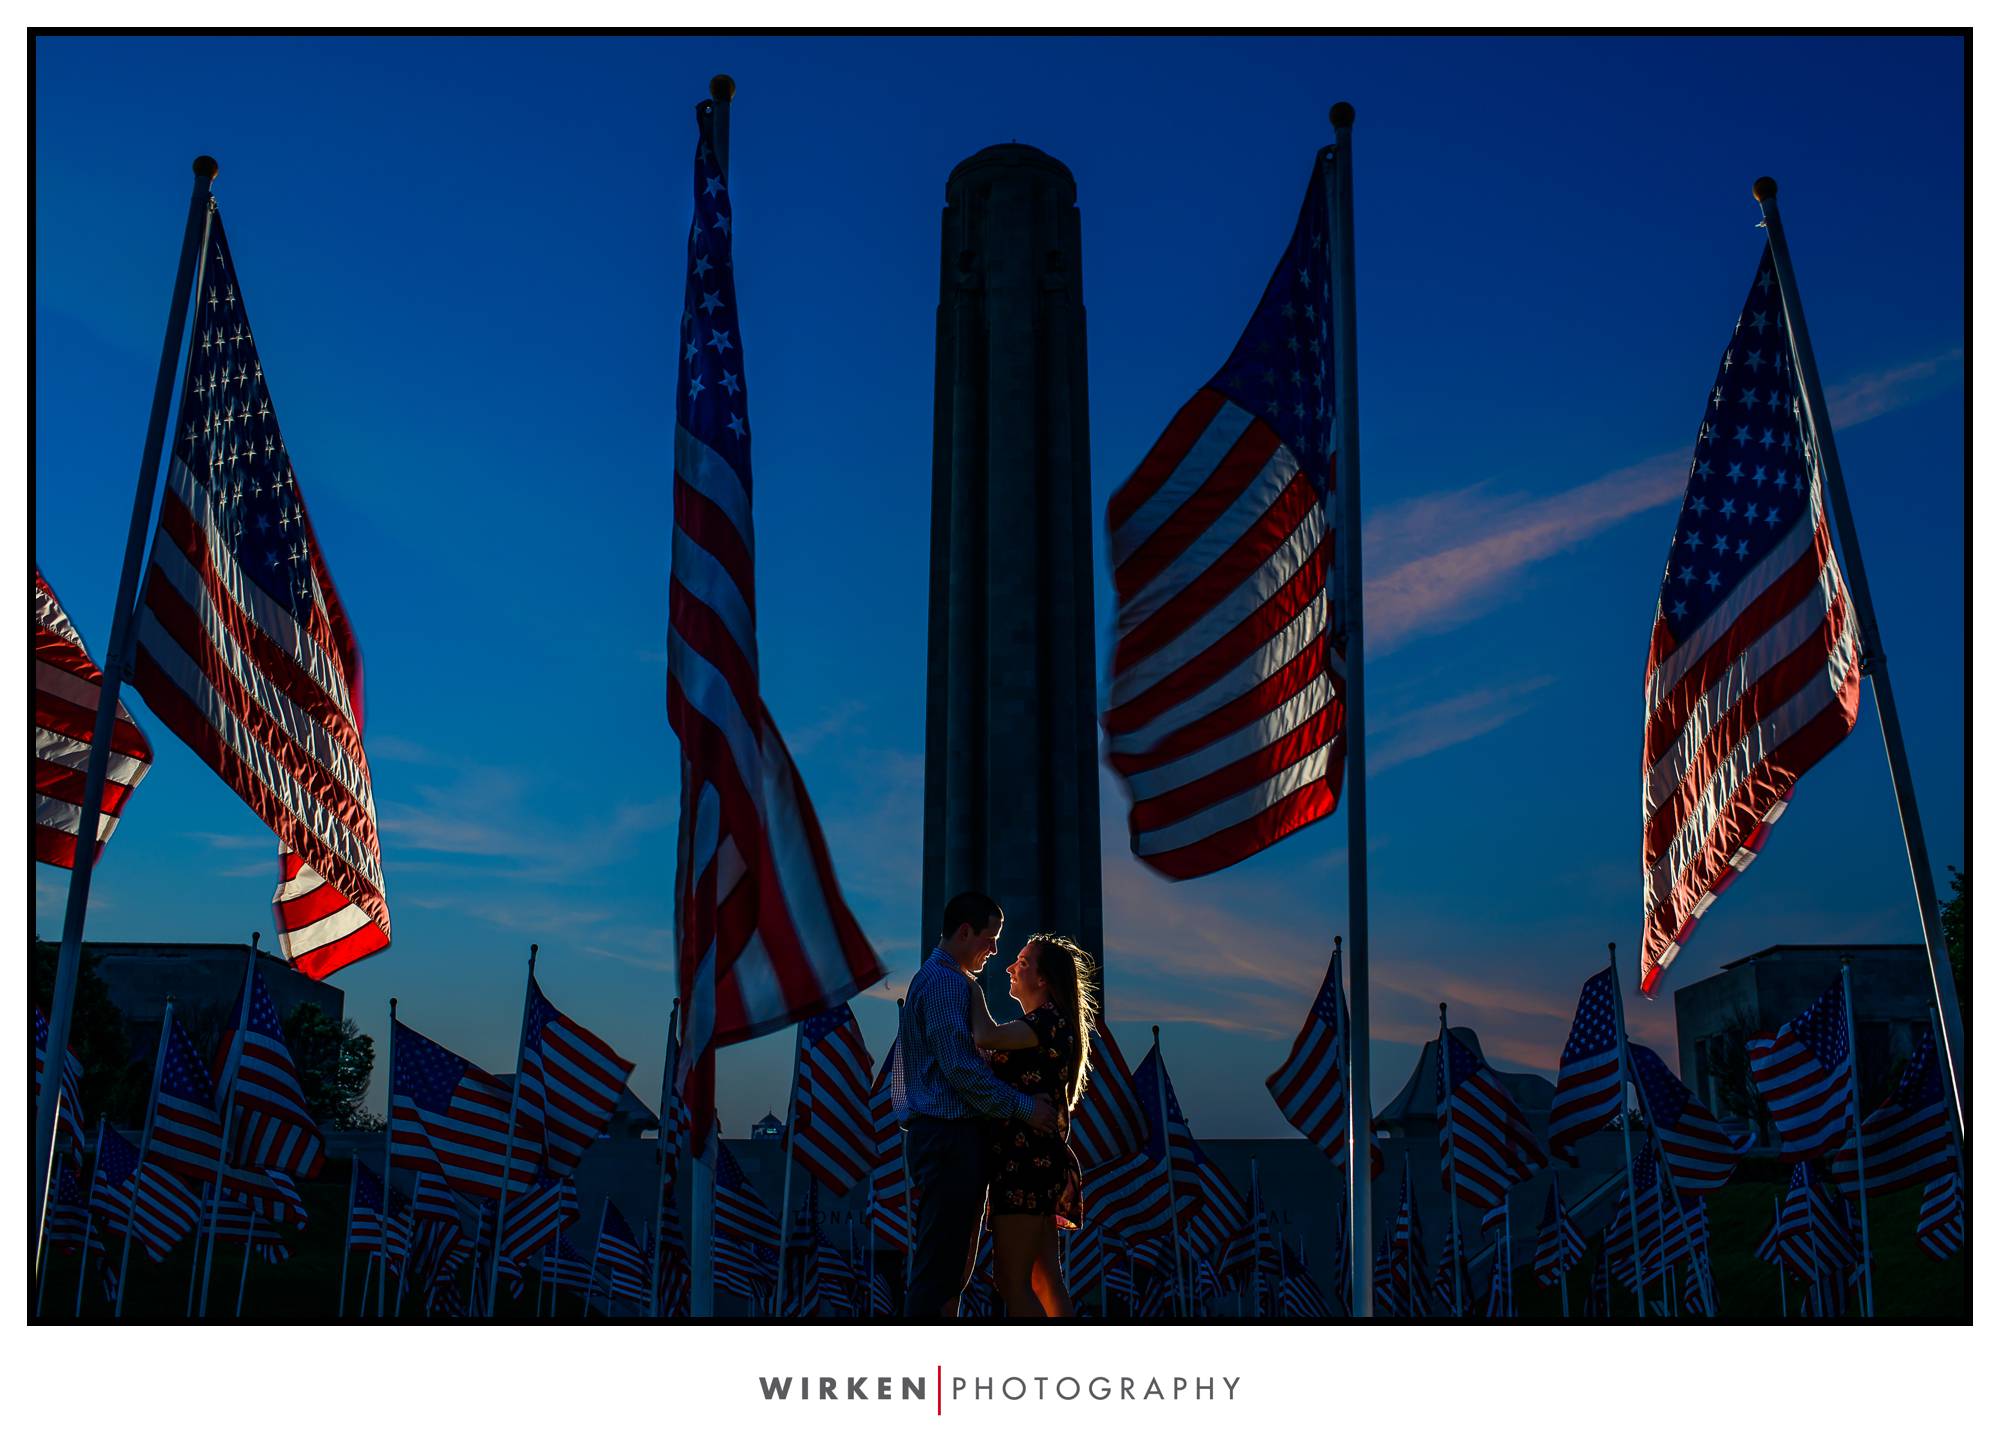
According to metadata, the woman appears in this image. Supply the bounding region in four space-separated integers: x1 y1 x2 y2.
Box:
969 932 1096 1318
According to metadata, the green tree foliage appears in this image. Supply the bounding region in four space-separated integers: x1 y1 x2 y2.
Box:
282 1004 378 1130
31 938 149 1128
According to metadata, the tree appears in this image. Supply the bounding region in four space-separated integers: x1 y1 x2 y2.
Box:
31 938 148 1128
1700 1015 1773 1142
282 1004 379 1130
1942 866 1969 1021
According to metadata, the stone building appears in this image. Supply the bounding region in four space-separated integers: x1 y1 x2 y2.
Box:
81 938 343 1059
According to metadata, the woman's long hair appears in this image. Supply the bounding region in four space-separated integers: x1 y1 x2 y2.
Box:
1026 933 1098 1110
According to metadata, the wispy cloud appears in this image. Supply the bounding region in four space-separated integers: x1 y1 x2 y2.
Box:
1371 675 1555 774
1361 347 1961 654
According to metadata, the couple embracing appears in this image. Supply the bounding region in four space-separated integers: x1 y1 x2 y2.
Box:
892 890 1097 1318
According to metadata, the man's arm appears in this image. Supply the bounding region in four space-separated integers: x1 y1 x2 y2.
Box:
924 976 1034 1123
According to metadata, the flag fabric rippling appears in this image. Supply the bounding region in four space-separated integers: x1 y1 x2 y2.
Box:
1746 979 1853 1161
1533 1179 1584 1285
390 1019 533 1200
1549 967 1623 1157
1916 1172 1962 1261
1825 1027 1956 1197
792 1005 877 1196
34 568 154 867
1641 250 1860 994
216 965 324 1179
1071 1021 1148 1169
1627 1042 1748 1193
514 975 635 1181
33 1006 85 1136
1436 1030 1547 1209
593 1201 652 1306
1266 947 1378 1178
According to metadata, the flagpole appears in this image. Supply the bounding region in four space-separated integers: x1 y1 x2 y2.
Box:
773 1025 805 1317
1150 1027 1192 1317
115 1000 175 1319
199 933 258 1317
235 1202 254 1316
32 157 220 1268
1774 1196 1787 1317
589 1196 610 1319
487 942 538 1317
75 1118 105 1318
1837 957 1877 1316
1250 1156 1264 1319
338 1159 358 1317
185 1183 208 1316
1605 943 1649 1318
1320 99 1375 1324
651 998 682 1317
378 998 397 1319
1749 178 1968 1134
1435 1005 1465 1317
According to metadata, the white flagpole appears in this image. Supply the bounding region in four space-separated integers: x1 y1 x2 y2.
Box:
378 998 397 1319
116 1000 175 1319
1322 101 1374 1323
358 1253 374 1320
1606 943 1647 1317
1149 1027 1192 1317
337 1158 358 1317
487 942 538 1317
1436 1005 1465 1317
1752 176 1967 1136
773 1026 805 1317
198 935 258 1318
1837 957 1876 1316
651 999 682 1318
32 158 219 1268
75 1118 104 1318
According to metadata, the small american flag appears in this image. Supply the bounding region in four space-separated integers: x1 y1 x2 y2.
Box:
1182 1153 1251 1267
514 974 635 1180
33 1005 85 1136
667 99 886 1154
390 1018 534 1200
543 1233 595 1294
1071 1020 1149 1169
1825 1027 1956 1197
1548 966 1623 1158
1435 1030 1547 1209
714 1137 779 1249
147 1015 225 1183
1385 1161 1430 1318
1533 1179 1584 1285
1641 250 1860 995
868 1265 894 1318
1277 1241 1330 1318
863 1042 911 1249
792 1005 877 1197
47 1157 92 1250
1103 164 1345 879
500 1169 579 1268
34 568 153 868
1087 1043 1200 1243
130 206 390 980
657 1194 692 1317
1916 1171 1962 1261
89 1126 140 1240
1627 1042 1748 1193
347 1159 397 1256
1775 1160 1858 1284
1585 1239 1612 1317
1746 978 1853 1161
1265 945 1380 1178
215 964 324 1180
593 1200 652 1306
128 1160 206 1263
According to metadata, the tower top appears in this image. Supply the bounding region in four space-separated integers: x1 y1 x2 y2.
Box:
947 142 1076 195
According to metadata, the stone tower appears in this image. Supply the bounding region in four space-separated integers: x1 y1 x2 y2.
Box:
922 143 1103 1020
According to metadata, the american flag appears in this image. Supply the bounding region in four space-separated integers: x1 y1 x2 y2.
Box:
147 1014 225 1183
126 1160 206 1262
657 1194 692 1317
1549 966 1624 1158
1088 1042 1201 1243
864 1042 911 1249
1825 1027 1956 1197
1103 164 1345 880
1533 1179 1584 1285
714 1138 779 1249
1585 1240 1612 1317
500 1169 579 1268
390 1018 533 1200
1627 1041 1748 1193
1065 1221 1110 1302
89 1127 139 1241
1435 1029 1547 1209
1385 1161 1429 1318
1641 250 1861 995
128 206 390 981
666 99 887 1154
1278 1240 1330 1318
593 1201 652 1306
961 1231 1000 1317
1775 1160 1858 1286
1433 1221 1466 1312
34 568 154 868
513 974 635 1180
1134 1266 1175 1320
1746 978 1853 1161
1265 945 1380 1177
544 1233 595 1294
792 1005 878 1197
1602 1143 1664 1293
1482 1236 1513 1319
47 1157 92 1250
215 964 324 1179
347 1159 410 1262
868 1266 894 1318
33 1005 85 1136
1182 1153 1251 1266
405 1173 468 1292
1916 1171 1962 1261
1072 1021 1149 1169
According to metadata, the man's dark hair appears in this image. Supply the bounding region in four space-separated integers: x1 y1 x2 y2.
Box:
940 890 1002 939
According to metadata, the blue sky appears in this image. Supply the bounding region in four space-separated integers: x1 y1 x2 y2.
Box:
33 34 1964 1135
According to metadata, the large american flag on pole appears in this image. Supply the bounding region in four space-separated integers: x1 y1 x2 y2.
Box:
1746 977 1853 1161
1641 250 1860 995
791 1005 877 1197
34 568 154 867
128 206 390 981
1103 165 1346 879
513 974 635 1180
667 97 885 1156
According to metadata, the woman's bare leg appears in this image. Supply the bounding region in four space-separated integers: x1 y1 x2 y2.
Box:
1031 1220 1074 1318
992 1216 1046 1317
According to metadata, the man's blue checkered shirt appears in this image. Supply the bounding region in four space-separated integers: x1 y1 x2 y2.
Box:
891 946 1032 1124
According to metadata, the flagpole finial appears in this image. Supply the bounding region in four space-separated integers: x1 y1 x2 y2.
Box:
1330 101 1355 129
1753 176 1778 202
250 931 260 949
193 155 219 180
710 74 736 102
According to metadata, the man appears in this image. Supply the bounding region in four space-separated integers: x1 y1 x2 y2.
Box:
895 890 1058 1316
